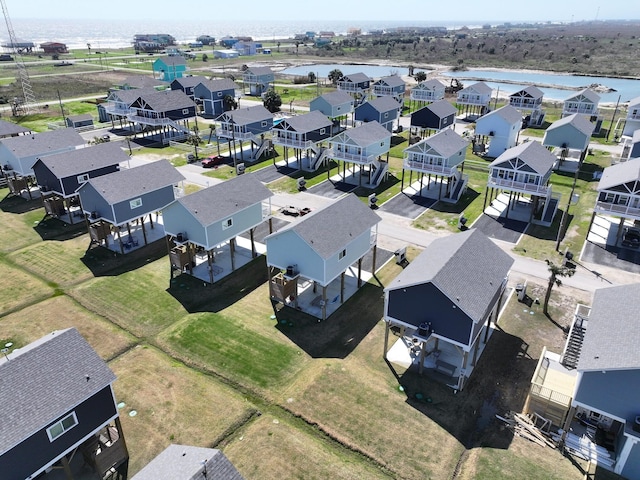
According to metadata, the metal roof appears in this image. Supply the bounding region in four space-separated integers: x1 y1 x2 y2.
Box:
578 283 640 371
385 229 513 323
35 142 129 179
81 159 184 205
271 193 380 260
489 140 557 175
0 328 116 455
173 173 272 226
0 128 85 158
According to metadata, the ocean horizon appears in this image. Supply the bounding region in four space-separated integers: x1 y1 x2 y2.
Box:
5 18 490 50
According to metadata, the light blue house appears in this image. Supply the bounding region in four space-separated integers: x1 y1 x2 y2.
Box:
265 193 381 320
309 90 354 130
215 105 274 163
372 75 406 103
543 114 595 162
456 81 493 118
474 104 522 158
562 88 603 134
242 66 274 96
328 121 392 188
272 111 333 171
77 160 184 253
152 56 188 82
354 96 402 132
162 173 273 282
193 78 238 118
410 79 446 105
622 96 640 137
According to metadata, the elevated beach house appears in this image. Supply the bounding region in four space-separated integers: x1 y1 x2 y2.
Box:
354 96 402 132
384 229 513 392
474 104 522 158
327 120 391 188
272 110 333 171
266 193 381 321
622 95 640 138
402 128 470 203
0 328 129 480
456 81 492 118
77 160 184 254
371 75 406 103
410 78 446 107
543 113 595 166
193 77 238 118
309 90 354 130
216 105 274 164
162 173 273 283
410 99 457 135
152 55 187 82
508 85 545 127
242 66 274 96
562 88 603 134
337 72 371 105
170 75 208 101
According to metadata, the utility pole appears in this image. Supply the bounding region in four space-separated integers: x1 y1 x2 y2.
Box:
57 89 67 124
607 94 622 142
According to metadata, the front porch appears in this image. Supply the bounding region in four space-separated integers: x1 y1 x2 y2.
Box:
88 214 166 255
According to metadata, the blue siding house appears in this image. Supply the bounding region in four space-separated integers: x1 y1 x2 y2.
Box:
216 105 274 163
170 75 208 100
372 75 406 103
272 110 333 171
0 328 128 480
153 56 187 81
309 90 354 131
354 96 402 132
193 78 238 117
410 99 457 133
242 66 274 96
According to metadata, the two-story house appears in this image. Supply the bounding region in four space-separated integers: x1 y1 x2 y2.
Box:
543 114 595 168
153 56 187 82
456 81 493 118
474 104 522 158
309 90 354 132
371 75 406 103
328 121 391 188
622 95 640 138
215 105 274 164
193 78 238 118
242 66 274 96
354 96 402 132
383 228 513 392
162 173 273 283
410 99 457 135
410 79 446 108
170 75 208 101
509 86 545 127
485 140 560 226
265 193 381 321
337 73 371 105
562 88 603 134
272 110 333 171
402 128 469 203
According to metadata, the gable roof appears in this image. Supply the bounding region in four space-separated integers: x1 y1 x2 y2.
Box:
133 89 196 112
340 72 370 84
197 77 238 92
0 128 85 158
271 193 380 259
155 55 187 67
172 75 208 89
565 88 600 104
315 90 353 106
479 104 522 125
276 110 331 132
219 105 272 126
628 95 640 109
489 140 556 175
511 85 544 99
173 173 272 226
35 142 128 178
546 113 595 137
597 159 640 191
131 444 244 480
108 87 160 105
415 79 445 90
423 99 457 117
118 75 167 89
81 159 184 204
0 328 116 455
374 75 405 88
0 119 31 137
244 66 273 76
67 113 93 123
359 96 402 113
338 121 391 146
460 81 492 95
408 128 469 158
577 283 640 371
385 229 513 322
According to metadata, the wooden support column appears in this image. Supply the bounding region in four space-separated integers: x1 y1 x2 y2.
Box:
60 455 74 480
165 235 173 281
401 168 405 191
187 243 194 274
483 186 489 210
230 237 236 271
149 214 154 229
340 271 345 303
419 172 424 196
140 216 148 245
321 285 327 321
461 350 469 370
250 228 256 257
615 216 626 244
372 244 377 273
383 321 391 356
66 198 75 225
269 217 273 234
586 211 597 238
484 308 493 344
472 337 481 366
126 222 132 237
438 176 443 199
357 257 362 288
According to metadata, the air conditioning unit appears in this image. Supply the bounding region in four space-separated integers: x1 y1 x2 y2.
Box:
368 193 378 208
297 177 307 191
90 211 98 219
394 246 407 265
489 131 495 136
176 232 187 242
236 163 245 175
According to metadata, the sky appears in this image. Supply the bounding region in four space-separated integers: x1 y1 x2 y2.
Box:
6 0 640 23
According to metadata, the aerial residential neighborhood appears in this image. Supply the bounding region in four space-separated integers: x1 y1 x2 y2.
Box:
2 13 640 480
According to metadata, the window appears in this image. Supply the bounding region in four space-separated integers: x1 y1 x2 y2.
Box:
217 91 223 97
384 112 389 118
320 128 326 135
223 217 233 229
130 197 143 209
77 173 89 183
182 108 190 115
261 121 268 127
47 412 78 441
339 249 346 260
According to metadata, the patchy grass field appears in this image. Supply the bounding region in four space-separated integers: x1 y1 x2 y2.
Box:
0 259 53 316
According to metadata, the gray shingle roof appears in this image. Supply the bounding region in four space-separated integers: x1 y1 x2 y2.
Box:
385 229 514 322
546 113 595 137
119 75 167 89
415 79 445 90
0 119 31 137
461 81 492 95
135 89 196 112
424 99 457 117
482 104 522 125
109 87 160 105
274 193 380 259
341 73 370 84
173 75 208 89
566 88 601 104
0 328 116 455
198 77 238 93
0 128 85 158
35 143 129 179
314 90 353 106
511 86 544 99
175 173 272 226
375 75 405 88
82 159 184 204
276 111 331 133
245 66 273 76
577 283 640 371
340 121 391 146
219 105 272 126
361 96 402 113
156 55 187 67
131 444 244 480
489 140 557 175
597 159 640 191
417 128 469 157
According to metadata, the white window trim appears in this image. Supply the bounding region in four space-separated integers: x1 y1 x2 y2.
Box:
320 128 326 135
47 411 78 442
182 108 190 115
130 197 143 209
261 121 268 127
339 248 346 260
223 217 233 229
217 91 223 97
77 173 89 183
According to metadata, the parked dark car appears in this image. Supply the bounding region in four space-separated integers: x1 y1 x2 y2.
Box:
621 227 640 248
201 155 225 168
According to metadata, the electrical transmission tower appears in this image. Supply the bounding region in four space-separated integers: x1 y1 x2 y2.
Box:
1 0 36 115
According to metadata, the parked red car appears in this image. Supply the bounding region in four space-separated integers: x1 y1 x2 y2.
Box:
201 155 225 168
